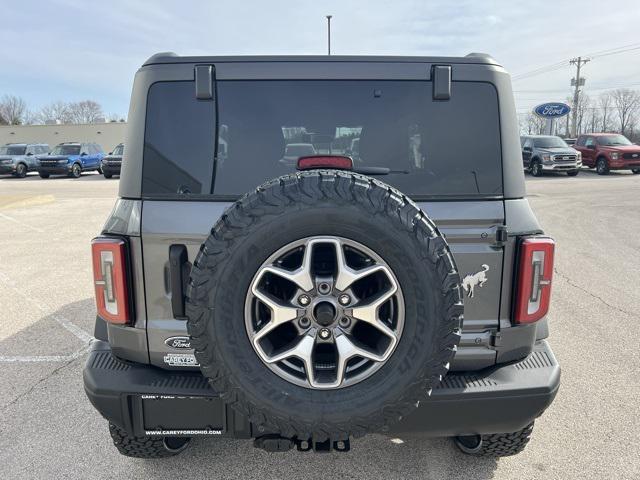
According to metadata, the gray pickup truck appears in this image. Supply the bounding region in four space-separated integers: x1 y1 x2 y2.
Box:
84 53 560 459
521 135 582 177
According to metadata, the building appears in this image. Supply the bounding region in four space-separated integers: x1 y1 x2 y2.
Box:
0 122 126 152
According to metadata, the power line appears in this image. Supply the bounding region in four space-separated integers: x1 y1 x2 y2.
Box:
511 41 640 82
584 42 640 58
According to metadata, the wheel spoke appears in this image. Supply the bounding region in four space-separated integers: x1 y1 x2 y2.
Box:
259 239 314 291
331 239 390 291
264 332 316 384
349 283 398 339
334 333 385 386
251 287 300 341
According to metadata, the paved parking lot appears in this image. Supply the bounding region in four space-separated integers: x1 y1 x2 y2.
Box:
1 170 639 479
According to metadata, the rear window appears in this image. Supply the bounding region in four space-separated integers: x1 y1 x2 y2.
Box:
142 80 502 198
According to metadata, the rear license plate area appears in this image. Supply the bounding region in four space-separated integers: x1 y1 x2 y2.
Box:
141 395 225 435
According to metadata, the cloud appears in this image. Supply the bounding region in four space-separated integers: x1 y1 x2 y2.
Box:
0 0 639 116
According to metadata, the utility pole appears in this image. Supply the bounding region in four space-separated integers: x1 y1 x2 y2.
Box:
569 56 589 137
326 15 332 55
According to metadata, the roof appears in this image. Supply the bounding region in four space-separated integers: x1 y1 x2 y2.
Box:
579 132 621 136
521 135 559 138
143 52 499 67
4 142 47 146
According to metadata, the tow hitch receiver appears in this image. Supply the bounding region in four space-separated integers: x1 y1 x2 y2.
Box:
253 435 351 453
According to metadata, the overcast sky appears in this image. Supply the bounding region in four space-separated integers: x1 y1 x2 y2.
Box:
1 0 639 119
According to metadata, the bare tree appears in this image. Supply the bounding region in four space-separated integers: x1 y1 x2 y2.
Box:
0 95 28 125
588 105 601 134
575 93 590 135
525 113 546 134
599 93 613 132
67 100 104 124
37 101 73 124
612 88 640 136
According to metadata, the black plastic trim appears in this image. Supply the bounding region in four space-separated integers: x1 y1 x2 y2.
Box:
84 340 559 439
169 244 189 320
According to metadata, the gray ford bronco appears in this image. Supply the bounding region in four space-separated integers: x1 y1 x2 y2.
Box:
84 53 560 458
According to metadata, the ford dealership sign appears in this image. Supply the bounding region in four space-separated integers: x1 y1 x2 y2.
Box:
534 103 571 118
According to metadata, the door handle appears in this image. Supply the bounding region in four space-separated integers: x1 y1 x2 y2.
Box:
169 244 191 319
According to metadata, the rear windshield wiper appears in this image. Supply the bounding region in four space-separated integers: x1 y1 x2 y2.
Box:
353 166 409 175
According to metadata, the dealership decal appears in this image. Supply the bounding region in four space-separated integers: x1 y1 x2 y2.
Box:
145 429 222 436
163 353 199 367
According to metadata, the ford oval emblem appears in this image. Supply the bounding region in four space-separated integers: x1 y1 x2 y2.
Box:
164 336 191 349
533 103 571 118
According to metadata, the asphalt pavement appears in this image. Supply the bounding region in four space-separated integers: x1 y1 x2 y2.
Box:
0 169 638 479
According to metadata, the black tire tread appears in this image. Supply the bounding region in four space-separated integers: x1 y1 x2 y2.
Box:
458 422 534 457
186 170 463 441
108 423 186 458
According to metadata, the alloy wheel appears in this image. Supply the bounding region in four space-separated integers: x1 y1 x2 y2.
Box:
245 236 405 390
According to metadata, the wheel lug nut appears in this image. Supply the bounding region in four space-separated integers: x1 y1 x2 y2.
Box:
298 317 311 328
298 294 311 306
339 317 351 328
338 294 351 305
319 328 331 339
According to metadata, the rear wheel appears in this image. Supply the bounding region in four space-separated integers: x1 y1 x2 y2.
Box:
530 160 543 177
596 157 609 175
103 172 113 179
566 170 579 177
70 163 82 178
38 172 50 179
632 168 640 174
455 422 534 457
108 423 190 458
15 163 27 178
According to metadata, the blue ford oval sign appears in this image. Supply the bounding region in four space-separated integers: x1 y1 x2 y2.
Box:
534 103 571 118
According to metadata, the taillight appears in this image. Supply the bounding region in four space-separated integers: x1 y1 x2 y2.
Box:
297 155 353 170
91 237 131 324
514 237 555 324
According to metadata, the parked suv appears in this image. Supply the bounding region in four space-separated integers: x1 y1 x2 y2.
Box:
573 133 640 175
521 135 581 176
0 143 49 177
37 142 105 178
84 53 560 460
101 143 124 178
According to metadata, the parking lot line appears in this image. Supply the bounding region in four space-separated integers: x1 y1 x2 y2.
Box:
0 270 94 344
0 211 45 233
0 344 91 363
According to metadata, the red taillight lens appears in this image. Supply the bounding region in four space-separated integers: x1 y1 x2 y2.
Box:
297 155 353 170
514 237 555 324
91 237 131 324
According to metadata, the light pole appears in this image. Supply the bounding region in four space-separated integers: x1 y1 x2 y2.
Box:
326 15 332 55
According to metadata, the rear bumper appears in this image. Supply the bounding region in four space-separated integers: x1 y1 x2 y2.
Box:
83 339 560 439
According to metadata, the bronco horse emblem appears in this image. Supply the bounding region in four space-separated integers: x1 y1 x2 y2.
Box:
462 264 490 298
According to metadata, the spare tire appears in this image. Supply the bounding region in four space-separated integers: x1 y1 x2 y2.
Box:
186 170 463 441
